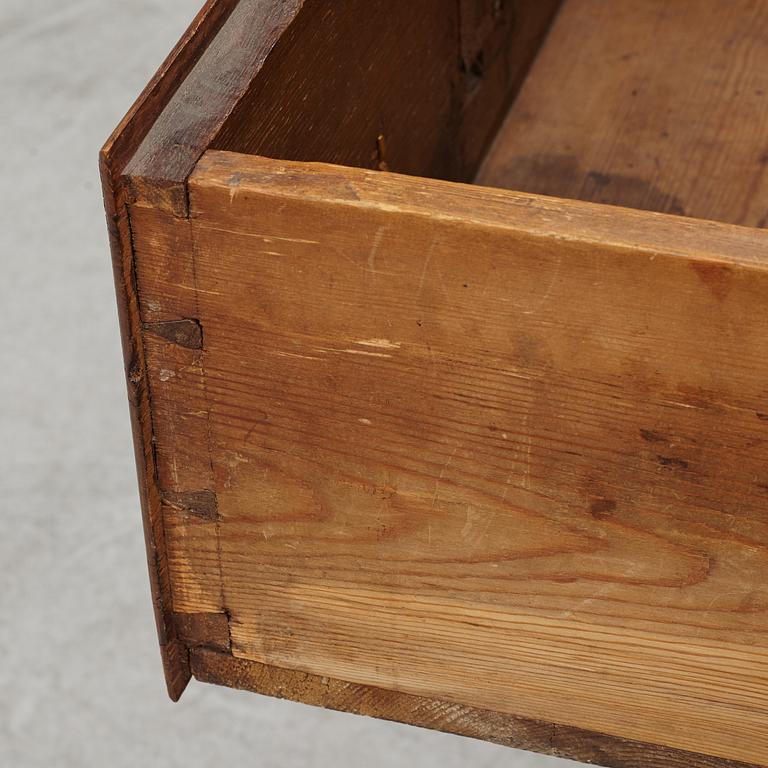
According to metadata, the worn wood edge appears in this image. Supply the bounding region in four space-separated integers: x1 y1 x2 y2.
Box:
190 649 762 768
98 163 191 700
191 150 768 269
121 0 563 215
101 0 238 188
174 613 231 652
98 0 243 702
123 0 305 215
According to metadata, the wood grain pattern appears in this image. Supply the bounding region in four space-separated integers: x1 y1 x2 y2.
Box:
191 648 762 768
211 0 462 180
477 0 768 226
172 150 768 764
125 0 561 213
100 0 243 699
124 0 302 215
104 1 768 762
107 0 559 704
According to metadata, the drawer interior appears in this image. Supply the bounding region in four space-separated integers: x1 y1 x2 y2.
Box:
123 0 768 231
477 0 768 227
198 0 768 230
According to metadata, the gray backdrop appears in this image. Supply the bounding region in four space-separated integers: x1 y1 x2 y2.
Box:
0 2 583 765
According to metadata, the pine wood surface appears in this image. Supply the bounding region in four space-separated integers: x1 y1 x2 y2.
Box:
478 0 768 226
143 150 768 764
102 1 768 764
191 648 762 768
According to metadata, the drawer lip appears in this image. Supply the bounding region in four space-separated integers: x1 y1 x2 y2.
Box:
120 0 303 216
100 0 239 197
101 0 306 703
193 149 768 272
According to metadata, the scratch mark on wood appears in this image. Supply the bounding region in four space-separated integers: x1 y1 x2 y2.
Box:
270 351 323 361
195 224 320 245
431 446 459 509
368 226 387 274
418 241 438 295
520 255 562 315
343 349 393 358
355 339 402 350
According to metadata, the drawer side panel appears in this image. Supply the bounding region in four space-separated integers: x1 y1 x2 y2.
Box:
182 151 768 764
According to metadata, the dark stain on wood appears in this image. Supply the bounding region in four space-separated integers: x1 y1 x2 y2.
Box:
639 429 667 444
144 319 203 349
480 153 687 215
589 498 618 519
174 612 230 651
657 455 689 471
691 261 734 302
477 0 768 227
162 490 219 521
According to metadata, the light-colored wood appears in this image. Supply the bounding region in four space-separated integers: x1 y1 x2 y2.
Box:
191 648 759 768
478 0 768 227
105 0 560 710
104 1 768 762
164 149 768 764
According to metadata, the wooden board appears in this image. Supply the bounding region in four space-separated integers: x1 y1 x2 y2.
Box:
125 0 561 214
104 0 559 701
99 0 242 700
477 0 768 227
191 648 758 768
161 149 768 766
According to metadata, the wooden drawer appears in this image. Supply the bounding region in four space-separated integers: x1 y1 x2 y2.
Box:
101 2 768 766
